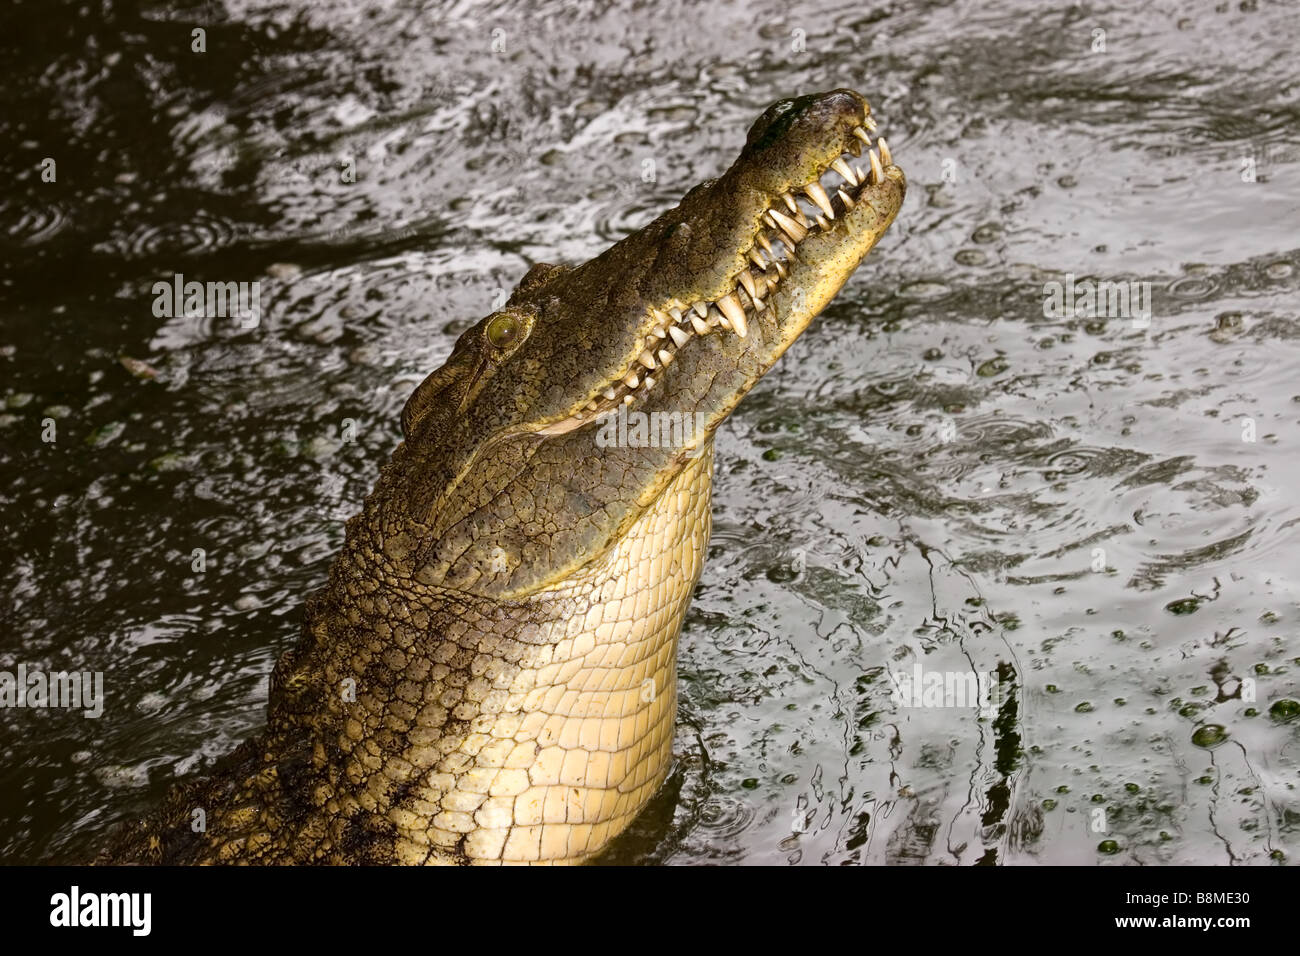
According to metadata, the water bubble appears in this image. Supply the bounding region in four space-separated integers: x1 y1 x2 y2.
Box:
1167 276 1215 300
1268 699 1300 723
1191 724 1228 748
899 280 950 300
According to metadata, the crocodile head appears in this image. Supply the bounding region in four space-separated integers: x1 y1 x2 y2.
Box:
390 89 905 600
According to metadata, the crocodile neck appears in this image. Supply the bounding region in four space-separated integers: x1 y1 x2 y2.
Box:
112 443 712 865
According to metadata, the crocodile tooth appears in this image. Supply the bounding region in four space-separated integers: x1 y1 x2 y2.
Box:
816 214 830 230
749 250 767 271
623 371 640 389
793 208 811 228
623 394 635 405
878 136 892 167
773 258 787 278
650 307 671 325
651 325 667 339
805 181 834 219
717 294 748 338
763 210 780 230
642 375 655 389
603 387 618 400
864 117 877 132
853 125 871 146
757 233 775 258
668 325 690 347
693 301 709 318
586 400 599 411
737 269 758 299
831 158 859 186
768 209 807 242
717 292 746 326
637 350 657 369
837 187 855 210
668 307 683 323
657 348 674 365
782 192 799 215
690 313 710 335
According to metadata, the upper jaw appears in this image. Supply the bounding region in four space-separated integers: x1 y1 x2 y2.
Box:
537 103 906 435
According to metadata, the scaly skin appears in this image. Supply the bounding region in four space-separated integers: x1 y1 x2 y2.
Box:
100 89 905 864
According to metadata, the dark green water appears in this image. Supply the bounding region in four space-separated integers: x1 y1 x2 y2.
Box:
1 0 1298 864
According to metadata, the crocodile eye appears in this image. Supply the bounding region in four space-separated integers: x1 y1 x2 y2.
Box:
485 313 521 349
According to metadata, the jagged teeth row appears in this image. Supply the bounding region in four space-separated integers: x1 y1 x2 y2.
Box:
785 127 892 230
585 124 892 413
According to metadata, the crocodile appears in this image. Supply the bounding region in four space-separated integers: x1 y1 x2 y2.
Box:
99 88 906 864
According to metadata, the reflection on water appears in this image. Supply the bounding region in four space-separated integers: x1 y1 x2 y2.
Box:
1 0 1298 864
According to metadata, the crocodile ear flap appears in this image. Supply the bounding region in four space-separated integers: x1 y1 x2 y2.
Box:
400 362 462 441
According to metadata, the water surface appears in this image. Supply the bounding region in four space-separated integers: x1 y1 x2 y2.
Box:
1 0 1298 864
